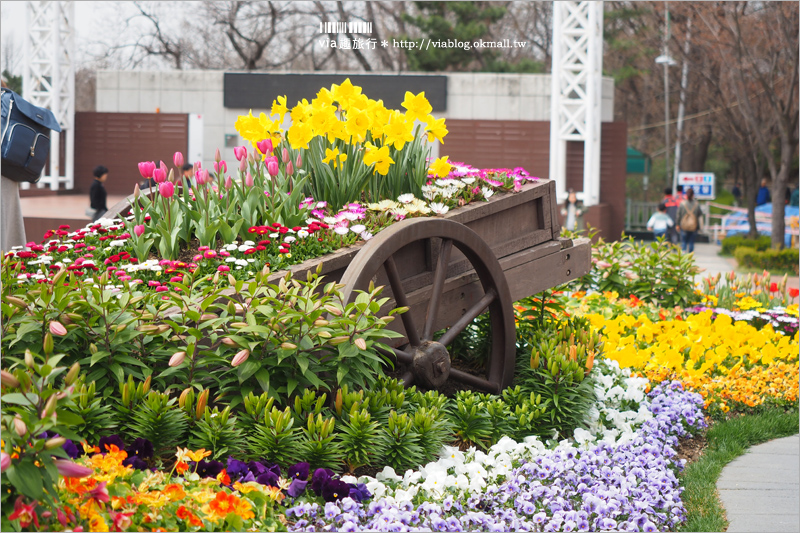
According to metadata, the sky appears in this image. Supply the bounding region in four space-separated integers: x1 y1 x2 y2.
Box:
1 1 135 74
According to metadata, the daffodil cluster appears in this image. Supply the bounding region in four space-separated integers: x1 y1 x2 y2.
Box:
234 79 451 210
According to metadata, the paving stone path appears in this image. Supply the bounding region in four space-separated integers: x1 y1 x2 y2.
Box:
717 434 800 532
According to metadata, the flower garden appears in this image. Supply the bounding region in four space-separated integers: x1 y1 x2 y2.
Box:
1 80 798 532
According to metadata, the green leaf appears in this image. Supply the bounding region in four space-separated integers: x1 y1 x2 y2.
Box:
6 458 43 500
254 369 271 393
237 360 261 383
0 392 40 405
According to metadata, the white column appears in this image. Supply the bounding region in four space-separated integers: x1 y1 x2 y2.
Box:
549 1 604 206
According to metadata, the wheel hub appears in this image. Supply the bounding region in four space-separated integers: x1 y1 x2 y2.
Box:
411 341 451 389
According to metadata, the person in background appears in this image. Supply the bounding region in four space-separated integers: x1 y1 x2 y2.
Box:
561 188 583 231
662 187 680 244
756 178 771 206
89 165 109 221
647 202 674 240
676 188 703 253
0 78 26 251
731 182 742 207
181 163 194 189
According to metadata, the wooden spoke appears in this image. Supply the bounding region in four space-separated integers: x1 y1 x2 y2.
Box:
438 288 497 347
376 346 413 365
449 368 499 394
400 370 415 387
383 255 421 347
423 238 453 340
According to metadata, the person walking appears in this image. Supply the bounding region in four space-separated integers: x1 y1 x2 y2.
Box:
647 203 674 240
731 182 742 207
756 178 771 206
676 188 703 253
89 165 109 222
561 188 583 231
662 187 680 244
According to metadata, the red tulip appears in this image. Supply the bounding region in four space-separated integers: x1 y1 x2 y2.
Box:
159 181 175 198
138 161 155 179
789 288 799 298
233 146 247 161
152 168 167 183
49 321 67 336
134 225 145 237
770 282 779 293
257 139 273 156
173 152 184 168
54 459 93 478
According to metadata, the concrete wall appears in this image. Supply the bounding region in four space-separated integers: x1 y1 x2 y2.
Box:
96 70 615 169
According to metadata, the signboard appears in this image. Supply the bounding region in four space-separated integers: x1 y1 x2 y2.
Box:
678 172 715 200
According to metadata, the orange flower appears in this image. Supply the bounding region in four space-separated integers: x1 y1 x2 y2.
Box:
205 491 254 520
216 469 231 486
176 505 203 527
163 483 187 501
175 461 189 474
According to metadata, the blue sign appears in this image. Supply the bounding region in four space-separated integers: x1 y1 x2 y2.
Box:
678 172 715 200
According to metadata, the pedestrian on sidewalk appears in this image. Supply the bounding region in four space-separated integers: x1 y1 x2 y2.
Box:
677 188 703 253
662 187 680 244
89 165 109 222
647 203 674 240
756 178 771 206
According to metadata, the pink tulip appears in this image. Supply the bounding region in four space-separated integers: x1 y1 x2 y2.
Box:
245 172 254 187
257 139 273 156
224 176 233 189
160 160 167 173
173 152 184 168
54 459 93 478
233 146 247 161
0 452 10 473
195 169 209 185
282 147 289 162
134 225 145 237
296 152 303 168
152 168 167 183
286 162 294 176
169 351 186 367
232 349 250 367
213 162 220 173
215 148 221 162
267 160 279 177
159 181 175 198
138 161 155 179
239 158 247 173
49 321 67 336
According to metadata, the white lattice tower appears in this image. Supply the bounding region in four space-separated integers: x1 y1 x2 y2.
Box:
549 1 604 206
22 1 75 191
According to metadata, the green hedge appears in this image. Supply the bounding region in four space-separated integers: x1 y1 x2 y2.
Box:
721 234 771 256
734 246 799 274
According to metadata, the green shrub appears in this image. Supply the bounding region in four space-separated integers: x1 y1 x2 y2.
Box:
721 234 771 256
297 414 344 471
571 234 702 308
247 406 301 467
382 411 424 472
734 247 799 274
188 406 243 461
65 379 117 445
338 407 387 473
515 317 601 439
128 391 189 458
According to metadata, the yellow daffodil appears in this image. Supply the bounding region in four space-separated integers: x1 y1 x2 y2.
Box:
271 95 288 119
401 90 433 122
322 147 347 170
345 108 371 142
331 78 361 106
363 143 394 175
428 156 452 178
424 115 448 143
287 121 314 150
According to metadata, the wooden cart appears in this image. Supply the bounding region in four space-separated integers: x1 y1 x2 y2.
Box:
108 179 591 395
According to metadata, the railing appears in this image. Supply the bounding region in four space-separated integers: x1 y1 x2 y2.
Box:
625 200 661 231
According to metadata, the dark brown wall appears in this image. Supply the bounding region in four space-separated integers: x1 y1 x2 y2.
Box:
444 120 627 240
74 113 188 196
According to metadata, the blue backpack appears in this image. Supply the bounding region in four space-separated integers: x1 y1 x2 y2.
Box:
1 88 62 183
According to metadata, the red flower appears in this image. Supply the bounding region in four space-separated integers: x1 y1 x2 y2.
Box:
278 227 289 234
8 496 39 529
244 248 256 255
248 226 258 233
259 240 271 246
789 288 799 298
256 245 266 251
271 222 282 228
770 282 779 293
58 225 70 230
292 226 301 232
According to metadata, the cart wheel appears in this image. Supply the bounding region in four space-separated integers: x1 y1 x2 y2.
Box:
339 217 516 394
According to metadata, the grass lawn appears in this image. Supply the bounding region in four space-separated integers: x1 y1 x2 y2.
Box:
679 407 800 532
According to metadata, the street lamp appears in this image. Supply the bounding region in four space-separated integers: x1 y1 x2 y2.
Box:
656 2 677 194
